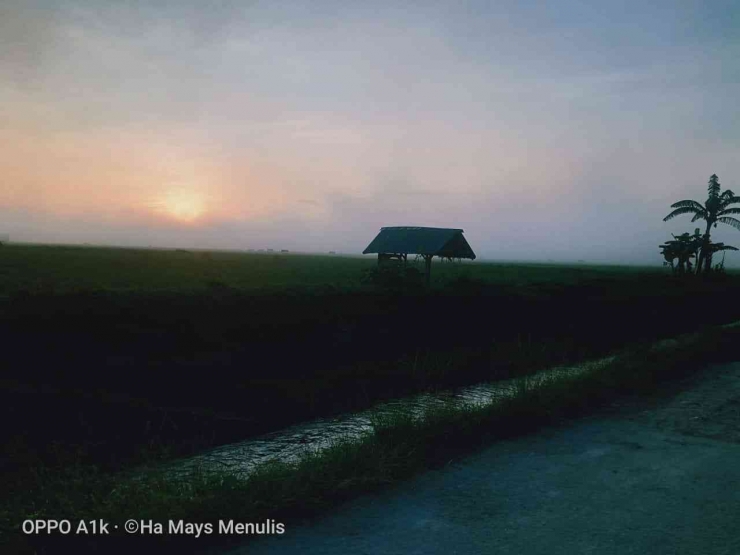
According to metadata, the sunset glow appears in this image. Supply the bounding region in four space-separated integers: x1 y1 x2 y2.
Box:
1 1 738 262
157 191 208 224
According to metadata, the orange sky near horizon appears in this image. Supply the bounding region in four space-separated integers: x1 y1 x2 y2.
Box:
2 0 739 263
0 121 307 226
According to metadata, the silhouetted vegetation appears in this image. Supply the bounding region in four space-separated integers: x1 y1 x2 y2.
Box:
663 174 740 274
660 229 701 273
659 230 737 275
3 245 740 478
9 324 740 554
3 243 740 552
361 264 425 292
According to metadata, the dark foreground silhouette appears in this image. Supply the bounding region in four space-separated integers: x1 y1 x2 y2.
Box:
238 361 740 555
3 271 740 476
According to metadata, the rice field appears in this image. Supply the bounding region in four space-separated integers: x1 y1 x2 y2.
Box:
4 242 740 552
0 242 665 296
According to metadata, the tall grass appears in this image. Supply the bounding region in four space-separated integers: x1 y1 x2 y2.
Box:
8 323 740 553
4 244 740 553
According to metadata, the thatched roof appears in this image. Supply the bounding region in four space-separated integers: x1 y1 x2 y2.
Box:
362 227 476 259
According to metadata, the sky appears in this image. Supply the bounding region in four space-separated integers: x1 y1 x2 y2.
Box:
2 0 739 264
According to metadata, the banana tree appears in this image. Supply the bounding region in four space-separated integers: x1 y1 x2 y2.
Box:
659 229 702 274
703 241 739 272
663 174 740 274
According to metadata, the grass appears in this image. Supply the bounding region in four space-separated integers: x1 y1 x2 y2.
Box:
4 243 740 552
0 243 666 296
7 322 740 553
1 247 681 444
0 244 373 296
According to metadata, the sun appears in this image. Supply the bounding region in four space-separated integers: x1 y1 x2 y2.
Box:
161 191 206 223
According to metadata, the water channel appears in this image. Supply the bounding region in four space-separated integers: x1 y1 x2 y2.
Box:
168 353 623 479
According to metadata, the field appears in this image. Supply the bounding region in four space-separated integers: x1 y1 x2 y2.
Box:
0 243 658 296
2 243 740 472
3 244 739 460
4 243 740 551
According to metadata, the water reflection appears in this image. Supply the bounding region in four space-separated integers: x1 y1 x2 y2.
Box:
171 356 618 478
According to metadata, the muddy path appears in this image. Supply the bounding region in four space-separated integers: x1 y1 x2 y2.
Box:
227 362 740 555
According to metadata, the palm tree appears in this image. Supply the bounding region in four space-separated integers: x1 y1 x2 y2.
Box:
663 174 740 274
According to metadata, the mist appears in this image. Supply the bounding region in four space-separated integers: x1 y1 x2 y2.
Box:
2 0 739 265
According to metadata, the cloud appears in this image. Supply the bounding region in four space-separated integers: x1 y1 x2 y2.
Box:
1 0 739 265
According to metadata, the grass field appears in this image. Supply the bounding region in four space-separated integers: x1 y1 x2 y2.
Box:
3 242 740 551
3 243 738 463
0 243 665 296
9 322 740 554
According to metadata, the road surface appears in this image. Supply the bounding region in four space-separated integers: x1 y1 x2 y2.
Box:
226 362 740 555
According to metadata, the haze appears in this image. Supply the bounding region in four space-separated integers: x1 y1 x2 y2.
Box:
2 0 739 264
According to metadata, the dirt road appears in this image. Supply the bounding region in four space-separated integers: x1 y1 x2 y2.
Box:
226 361 740 555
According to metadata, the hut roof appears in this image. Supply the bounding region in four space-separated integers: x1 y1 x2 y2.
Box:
362 227 476 259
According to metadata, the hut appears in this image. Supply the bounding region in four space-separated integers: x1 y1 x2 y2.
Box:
362 226 476 287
